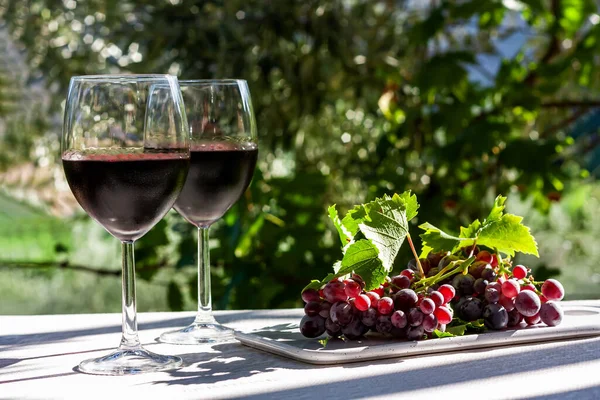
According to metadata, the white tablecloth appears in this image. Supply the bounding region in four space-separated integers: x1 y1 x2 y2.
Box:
2 302 600 399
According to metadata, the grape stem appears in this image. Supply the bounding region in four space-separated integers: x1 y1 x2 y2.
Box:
468 240 478 258
406 233 425 278
414 257 476 289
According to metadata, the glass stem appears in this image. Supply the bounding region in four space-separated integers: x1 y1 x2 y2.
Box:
195 227 214 323
119 240 141 349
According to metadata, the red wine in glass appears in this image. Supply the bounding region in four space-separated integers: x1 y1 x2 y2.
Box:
63 152 189 241
174 143 258 227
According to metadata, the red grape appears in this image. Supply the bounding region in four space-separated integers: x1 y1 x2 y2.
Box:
525 312 540 325
476 250 493 264
300 315 326 338
521 283 536 292
372 285 385 297
514 290 541 317
512 265 527 280
499 294 515 312
394 289 418 311
408 308 424 326
354 294 371 312
501 279 520 299
324 280 348 303
301 288 321 303
422 313 438 333
419 298 436 315
429 291 444 307
361 307 378 327
438 284 455 304
378 297 394 315
487 281 502 293
541 279 565 301
330 301 354 326
400 269 415 280
540 302 563 326
344 279 362 298
434 306 452 325
391 275 411 290
366 291 380 308
391 310 408 329
319 301 332 318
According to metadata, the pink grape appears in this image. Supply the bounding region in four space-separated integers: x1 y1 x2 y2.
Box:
541 279 565 301
391 310 407 329
419 298 436 315
366 291 380 308
422 313 438 333
429 291 444 307
540 301 563 326
499 294 515 312
513 265 527 279
525 312 541 325
354 294 371 312
378 297 394 315
501 279 520 299
438 284 455 304
521 283 536 292
434 306 452 325
514 290 541 317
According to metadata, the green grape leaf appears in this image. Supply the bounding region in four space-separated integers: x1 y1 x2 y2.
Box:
337 239 387 290
432 329 456 338
447 324 467 336
340 204 367 238
484 195 507 224
394 191 419 221
358 198 409 269
477 213 539 257
459 219 481 239
328 205 353 245
419 222 472 254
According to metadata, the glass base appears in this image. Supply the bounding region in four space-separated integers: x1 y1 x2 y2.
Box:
159 317 236 344
78 346 182 375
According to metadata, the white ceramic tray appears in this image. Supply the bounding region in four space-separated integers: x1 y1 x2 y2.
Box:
235 305 600 365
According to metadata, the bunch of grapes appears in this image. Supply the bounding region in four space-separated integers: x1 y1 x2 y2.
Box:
447 248 565 330
300 272 456 341
300 248 565 341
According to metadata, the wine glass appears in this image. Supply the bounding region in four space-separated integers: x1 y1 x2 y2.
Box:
159 79 258 344
61 75 190 374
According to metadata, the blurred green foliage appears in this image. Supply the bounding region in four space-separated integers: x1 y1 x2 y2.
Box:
1 0 599 313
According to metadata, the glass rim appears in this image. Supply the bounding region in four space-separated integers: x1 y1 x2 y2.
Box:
70 74 175 82
179 79 247 85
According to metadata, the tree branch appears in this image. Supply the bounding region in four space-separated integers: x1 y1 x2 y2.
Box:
542 108 590 136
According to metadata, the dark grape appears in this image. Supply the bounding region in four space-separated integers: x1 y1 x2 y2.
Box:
487 281 502 293
406 325 425 341
515 290 541 317
502 279 520 299
361 307 378 327
460 297 484 321
319 301 332 318
452 274 475 295
426 251 446 269
324 280 348 303
391 326 408 338
499 294 515 312
301 288 321 303
391 275 411 291
540 302 563 326
376 315 393 334
483 303 508 330
541 279 565 301
304 301 321 317
408 258 430 274
485 288 500 304
330 301 354 326
300 315 326 338
461 245 479 257
453 296 469 319
419 298 436 315
476 250 493 264
422 313 438 333
325 318 341 337
474 278 488 294
481 267 497 282
344 279 362 298
391 310 408 329
342 318 368 339
438 284 455 304
468 261 489 279
351 273 366 289
427 267 440 277
408 308 424 326
512 265 527 280
354 294 371 312
394 289 418 311
507 309 523 327
378 297 394 315
400 269 415 280
429 291 445 307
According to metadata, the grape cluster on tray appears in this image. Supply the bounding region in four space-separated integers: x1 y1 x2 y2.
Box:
300 247 565 341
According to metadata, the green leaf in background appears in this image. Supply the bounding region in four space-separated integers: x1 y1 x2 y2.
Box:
338 239 386 290
167 281 184 311
478 214 539 257
328 205 353 245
